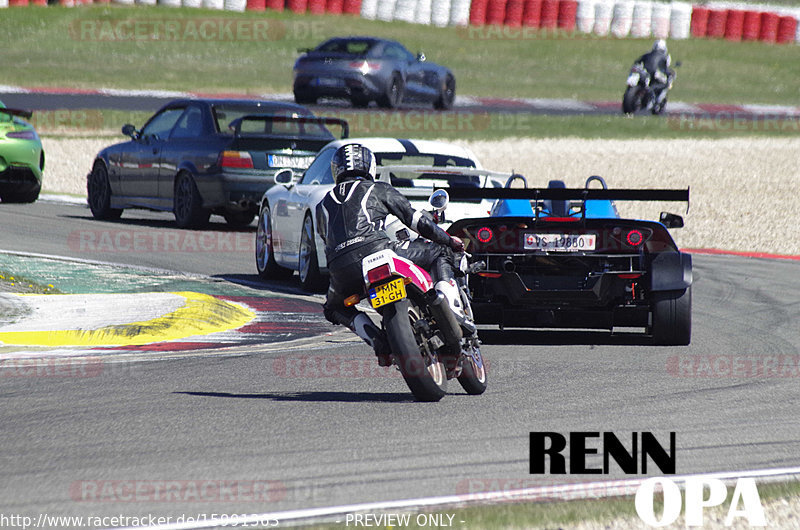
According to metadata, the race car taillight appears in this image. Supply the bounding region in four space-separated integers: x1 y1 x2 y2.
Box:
350 60 382 75
367 264 392 284
626 229 644 246
476 227 493 243
6 130 37 140
219 150 254 169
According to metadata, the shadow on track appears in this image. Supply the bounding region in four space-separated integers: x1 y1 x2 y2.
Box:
478 328 656 346
176 390 414 403
60 212 256 232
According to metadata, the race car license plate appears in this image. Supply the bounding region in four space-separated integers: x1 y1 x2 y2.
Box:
369 278 406 309
268 155 316 169
525 233 596 251
313 77 343 87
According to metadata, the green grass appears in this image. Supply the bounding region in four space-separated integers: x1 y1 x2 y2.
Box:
297 480 800 529
1 6 799 106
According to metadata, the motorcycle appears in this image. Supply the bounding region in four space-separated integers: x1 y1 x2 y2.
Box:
622 63 675 115
346 190 487 402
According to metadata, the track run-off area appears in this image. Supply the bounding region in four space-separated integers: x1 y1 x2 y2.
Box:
0 197 799 528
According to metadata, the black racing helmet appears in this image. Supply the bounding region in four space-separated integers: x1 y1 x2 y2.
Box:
331 143 377 184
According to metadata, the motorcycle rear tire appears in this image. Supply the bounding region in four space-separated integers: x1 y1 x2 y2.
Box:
384 299 448 402
622 86 642 114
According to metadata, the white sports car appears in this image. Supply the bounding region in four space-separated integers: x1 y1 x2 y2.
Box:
255 137 507 291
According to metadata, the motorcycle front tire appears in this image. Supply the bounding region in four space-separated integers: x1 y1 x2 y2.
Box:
384 299 448 402
622 86 642 114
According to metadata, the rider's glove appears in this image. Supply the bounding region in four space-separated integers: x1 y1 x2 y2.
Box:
449 236 465 253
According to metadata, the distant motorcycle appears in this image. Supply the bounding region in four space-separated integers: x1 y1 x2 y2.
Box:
354 190 487 402
622 63 676 115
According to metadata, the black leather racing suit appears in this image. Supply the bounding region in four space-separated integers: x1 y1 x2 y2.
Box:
634 50 674 98
316 175 456 327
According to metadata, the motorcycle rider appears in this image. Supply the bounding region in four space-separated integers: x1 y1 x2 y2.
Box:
316 143 468 366
632 39 675 111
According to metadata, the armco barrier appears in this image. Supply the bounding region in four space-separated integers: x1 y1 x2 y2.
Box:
431 0 452 26
522 0 543 26
505 0 524 26
376 0 396 20
742 10 761 40
469 0 488 25
706 9 726 38
776 15 797 43
759 11 779 42
558 0 578 30
287 0 307 13
394 0 417 23
246 0 265 10
690 6 709 37
486 0 507 25
265 0 283 10
724 9 744 41
540 0 559 28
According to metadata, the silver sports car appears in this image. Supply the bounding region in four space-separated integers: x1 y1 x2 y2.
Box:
255 137 505 291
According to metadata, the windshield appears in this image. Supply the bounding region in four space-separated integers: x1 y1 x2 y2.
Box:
315 39 375 56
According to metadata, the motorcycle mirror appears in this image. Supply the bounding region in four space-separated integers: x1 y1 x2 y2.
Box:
660 212 684 228
429 189 449 211
273 168 294 186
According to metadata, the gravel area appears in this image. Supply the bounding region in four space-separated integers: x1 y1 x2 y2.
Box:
40 136 800 255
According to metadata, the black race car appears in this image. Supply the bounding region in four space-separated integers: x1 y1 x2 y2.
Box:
88 98 348 228
293 36 456 110
446 176 692 345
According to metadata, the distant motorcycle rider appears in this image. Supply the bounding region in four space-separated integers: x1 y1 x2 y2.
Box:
633 39 675 112
316 143 468 366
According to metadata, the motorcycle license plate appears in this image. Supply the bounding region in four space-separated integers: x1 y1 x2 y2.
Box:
369 278 406 309
525 233 596 251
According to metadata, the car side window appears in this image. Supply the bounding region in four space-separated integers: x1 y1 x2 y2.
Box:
141 108 184 141
170 107 205 139
384 44 413 62
301 148 335 185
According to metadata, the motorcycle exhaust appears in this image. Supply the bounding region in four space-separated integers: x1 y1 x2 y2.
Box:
426 290 463 347
503 260 516 273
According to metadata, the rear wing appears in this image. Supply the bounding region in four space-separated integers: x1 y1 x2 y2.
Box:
438 185 690 223
229 114 349 139
376 165 511 199
0 107 33 120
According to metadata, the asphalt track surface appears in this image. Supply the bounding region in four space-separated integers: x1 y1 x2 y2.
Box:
1 199 799 527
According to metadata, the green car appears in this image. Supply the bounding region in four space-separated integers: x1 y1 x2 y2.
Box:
0 100 44 203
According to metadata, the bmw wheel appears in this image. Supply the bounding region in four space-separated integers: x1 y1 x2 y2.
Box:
173 172 210 229
87 161 122 220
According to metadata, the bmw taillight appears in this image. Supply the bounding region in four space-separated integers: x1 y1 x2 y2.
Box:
219 150 253 169
367 264 393 284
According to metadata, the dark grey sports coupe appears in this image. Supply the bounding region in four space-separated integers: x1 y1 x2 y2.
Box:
87 98 347 229
292 37 456 110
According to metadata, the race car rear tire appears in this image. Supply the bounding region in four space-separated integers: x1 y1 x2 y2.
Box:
174 172 210 229
384 299 448 402
433 74 456 110
298 213 327 293
255 204 294 281
622 86 642 114
651 287 691 346
378 74 404 109
87 161 123 220
1 185 40 204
